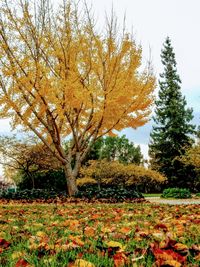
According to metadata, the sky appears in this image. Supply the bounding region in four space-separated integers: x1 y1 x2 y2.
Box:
86 0 200 158
0 0 200 175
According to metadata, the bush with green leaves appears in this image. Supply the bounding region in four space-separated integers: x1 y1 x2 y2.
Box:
75 186 143 201
0 187 143 202
161 188 191 199
0 189 67 200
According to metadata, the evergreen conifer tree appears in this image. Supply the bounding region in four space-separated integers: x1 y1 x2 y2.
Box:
149 37 195 188
196 125 200 140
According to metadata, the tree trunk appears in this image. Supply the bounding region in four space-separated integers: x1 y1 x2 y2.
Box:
26 172 35 189
31 175 35 190
64 166 78 197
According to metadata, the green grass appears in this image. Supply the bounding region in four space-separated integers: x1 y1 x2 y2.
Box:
143 193 161 197
0 202 199 266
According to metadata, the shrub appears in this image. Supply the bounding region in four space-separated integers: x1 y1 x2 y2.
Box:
161 188 191 199
0 189 67 200
79 160 166 190
0 187 143 202
75 186 143 201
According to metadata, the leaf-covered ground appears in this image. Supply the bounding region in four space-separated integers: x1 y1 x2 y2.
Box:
0 203 199 267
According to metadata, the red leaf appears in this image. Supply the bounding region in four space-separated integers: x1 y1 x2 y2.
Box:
15 259 30 267
152 248 186 264
0 238 11 249
192 219 200 224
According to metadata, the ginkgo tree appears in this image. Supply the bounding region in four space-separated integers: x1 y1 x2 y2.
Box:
0 0 155 196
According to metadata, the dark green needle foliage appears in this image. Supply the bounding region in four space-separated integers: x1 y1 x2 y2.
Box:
149 37 195 188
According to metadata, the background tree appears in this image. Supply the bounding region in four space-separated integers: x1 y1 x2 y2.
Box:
0 180 8 190
179 127 200 191
180 144 200 170
85 135 143 165
0 135 61 189
149 37 195 188
0 0 155 195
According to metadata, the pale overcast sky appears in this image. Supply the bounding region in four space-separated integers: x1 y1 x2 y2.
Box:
0 0 200 175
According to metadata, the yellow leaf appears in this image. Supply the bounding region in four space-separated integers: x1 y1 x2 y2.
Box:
11 251 25 260
173 243 188 252
0 232 6 238
36 231 46 238
106 241 124 249
74 259 95 267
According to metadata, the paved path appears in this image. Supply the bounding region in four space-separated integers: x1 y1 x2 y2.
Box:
145 197 200 205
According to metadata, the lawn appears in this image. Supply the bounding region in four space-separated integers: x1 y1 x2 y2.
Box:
143 194 162 198
0 203 199 267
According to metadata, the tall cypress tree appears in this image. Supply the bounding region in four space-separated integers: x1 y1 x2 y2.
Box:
149 37 195 188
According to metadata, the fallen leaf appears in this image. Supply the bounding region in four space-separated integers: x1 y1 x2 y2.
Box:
74 259 95 267
36 231 46 238
119 227 131 234
161 259 181 267
106 241 124 249
15 259 30 267
0 238 11 249
152 232 165 240
12 251 25 260
69 235 84 246
173 243 188 253
152 248 186 263
113 252 127 267
84 226 95 237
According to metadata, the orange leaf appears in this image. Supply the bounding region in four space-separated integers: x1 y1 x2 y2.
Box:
119 227 131 234
69 235 84 247
15 259 30 267
161 260 181 267
84 226 95 237
113 252 127 267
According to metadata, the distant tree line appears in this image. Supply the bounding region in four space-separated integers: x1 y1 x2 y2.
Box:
1 135 158 192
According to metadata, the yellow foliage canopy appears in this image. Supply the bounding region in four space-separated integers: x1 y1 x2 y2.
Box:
0 0 155 196
79 160 166 186
0 1 155 162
